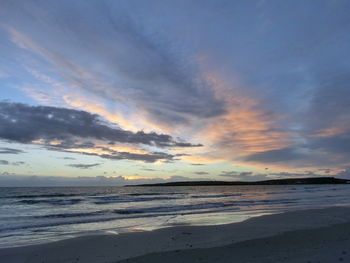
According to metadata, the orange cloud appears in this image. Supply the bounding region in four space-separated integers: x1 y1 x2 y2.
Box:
180 153 226 164
194 70 292 163
310 127 347 138
62 94 138 131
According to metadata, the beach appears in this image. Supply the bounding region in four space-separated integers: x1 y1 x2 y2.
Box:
1 0 350 261
2 206 350 263
2 184 350 248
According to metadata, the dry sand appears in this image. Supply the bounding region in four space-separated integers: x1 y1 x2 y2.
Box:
1 206 350 263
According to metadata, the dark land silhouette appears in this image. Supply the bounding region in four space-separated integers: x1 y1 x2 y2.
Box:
129 177 350 187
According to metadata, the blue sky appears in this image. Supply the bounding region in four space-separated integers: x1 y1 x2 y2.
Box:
1 0 350 185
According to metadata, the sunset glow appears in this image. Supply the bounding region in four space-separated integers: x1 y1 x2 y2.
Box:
1 0 350 186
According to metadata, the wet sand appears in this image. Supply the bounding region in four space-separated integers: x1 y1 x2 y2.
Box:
1 206 350 263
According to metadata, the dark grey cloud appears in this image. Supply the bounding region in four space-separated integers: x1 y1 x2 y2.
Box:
242 148 307 163
0 102 202 163
67 163 101 169
61 157 76 160
191 163 205 166
13 161 25 166
0 160 25 166
0 147 25 154
48 145 178 163
194 171 209 175
99 151 176 163
0 102 201 148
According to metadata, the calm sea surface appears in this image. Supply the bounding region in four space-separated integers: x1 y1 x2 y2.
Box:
1 184 350 248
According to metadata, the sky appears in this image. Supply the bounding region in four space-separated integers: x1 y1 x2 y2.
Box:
1 0 350 186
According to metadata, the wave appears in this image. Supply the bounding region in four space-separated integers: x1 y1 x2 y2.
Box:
33 201 234 220
127 192 182 196
36 211 105 219
19 198 83 205
259 198 299 203
0 206 240 234
0 203 243 234
6 193 81 199
191 194 242 199
229 198 299 206
93 195 179 204
26 201 239 222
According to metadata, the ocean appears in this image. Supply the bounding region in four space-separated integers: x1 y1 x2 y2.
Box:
1 184 350 248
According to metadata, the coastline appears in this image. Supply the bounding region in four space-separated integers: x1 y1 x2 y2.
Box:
1 206 350 263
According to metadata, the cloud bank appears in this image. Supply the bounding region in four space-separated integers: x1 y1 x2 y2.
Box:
0 147 25 154
0 101 201 162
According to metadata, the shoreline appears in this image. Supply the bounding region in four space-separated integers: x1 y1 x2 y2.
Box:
1 206 350 263
119 220 350 263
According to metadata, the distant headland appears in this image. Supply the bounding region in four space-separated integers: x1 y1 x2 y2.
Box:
128 177 350 187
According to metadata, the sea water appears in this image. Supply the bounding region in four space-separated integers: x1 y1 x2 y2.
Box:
1 184 350 248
